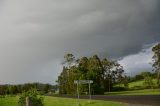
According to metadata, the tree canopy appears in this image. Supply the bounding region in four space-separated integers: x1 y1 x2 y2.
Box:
57 54 124 94
152 43 160 86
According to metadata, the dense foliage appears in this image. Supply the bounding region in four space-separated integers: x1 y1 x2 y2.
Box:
0 83 57 95
18 88 43 106
57 54 125 94
152 43 160 86
128 72 156 82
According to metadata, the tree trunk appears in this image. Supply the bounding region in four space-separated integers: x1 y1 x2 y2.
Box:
157 69 160 86
108 79 110 92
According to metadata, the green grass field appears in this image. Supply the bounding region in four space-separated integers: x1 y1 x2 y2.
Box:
128 79 158 88
0 96 18 106
105 89 160 95
0 96 124 106
115 79 158 89
1 80 159 106
108 79 160 95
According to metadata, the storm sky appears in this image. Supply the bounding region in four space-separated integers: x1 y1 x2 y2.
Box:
0 0 160 84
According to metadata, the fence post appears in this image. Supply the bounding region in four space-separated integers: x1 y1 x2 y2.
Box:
26 97 32 106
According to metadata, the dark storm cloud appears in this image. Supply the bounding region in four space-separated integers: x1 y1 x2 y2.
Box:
0 0 160 84
17 0 160 58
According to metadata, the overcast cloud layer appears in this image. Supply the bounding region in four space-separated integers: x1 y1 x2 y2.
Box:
0 0 160 84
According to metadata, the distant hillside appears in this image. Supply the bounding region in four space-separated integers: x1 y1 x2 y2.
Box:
114 79 158 90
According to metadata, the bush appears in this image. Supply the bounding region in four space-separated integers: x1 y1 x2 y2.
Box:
93 88 104 95
143 76 154 89
18 88 44 106
130 86 144 90
135 75 144 81
112 87 126 91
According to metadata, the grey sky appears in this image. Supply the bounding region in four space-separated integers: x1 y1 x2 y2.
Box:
0 0 160 84
119 43 154 76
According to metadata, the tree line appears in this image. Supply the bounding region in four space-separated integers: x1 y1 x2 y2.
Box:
57 54 126 94
0 83 57 95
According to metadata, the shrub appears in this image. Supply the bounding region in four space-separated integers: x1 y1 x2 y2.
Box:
112 87 126 91
143 77 154 89
130 86 144 90
93 88 104 95
18 88 44 106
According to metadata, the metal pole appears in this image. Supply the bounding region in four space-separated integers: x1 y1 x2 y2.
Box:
77 81 80 106
89 83 91 101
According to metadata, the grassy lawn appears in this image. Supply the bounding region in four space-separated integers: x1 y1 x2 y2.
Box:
0 96 19 106
105 89 160 95
0 96 124 106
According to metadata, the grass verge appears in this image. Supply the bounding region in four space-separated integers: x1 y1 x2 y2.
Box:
0 95 125 106
105 89 160 95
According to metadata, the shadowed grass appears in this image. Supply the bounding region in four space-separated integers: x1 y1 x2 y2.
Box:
44 96 124 106
105 89 160 95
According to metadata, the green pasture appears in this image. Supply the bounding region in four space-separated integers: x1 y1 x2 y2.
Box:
0 96 124 106
0 96 18 106
114 79 158 89
128 79 158 88
108 79 160 95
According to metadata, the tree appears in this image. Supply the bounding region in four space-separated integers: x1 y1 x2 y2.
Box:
0 85 7 95
143 76 154 89
43 84 50 93
101 58 113 92
152 43 160 86
58 54 124 94
63 53 77 68
141 72 154 88
8 85 18 94
122 75 129 88
135 74 144 81
87 55 104 94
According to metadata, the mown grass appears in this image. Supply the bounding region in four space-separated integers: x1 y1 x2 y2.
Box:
105 89 160 95
0 96 124 106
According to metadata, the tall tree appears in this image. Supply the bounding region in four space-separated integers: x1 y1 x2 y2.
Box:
152 43 160 86
58 54 124 94
101 58 113 92
102 59 124 92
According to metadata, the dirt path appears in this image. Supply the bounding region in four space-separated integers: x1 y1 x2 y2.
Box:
55 95 160 106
